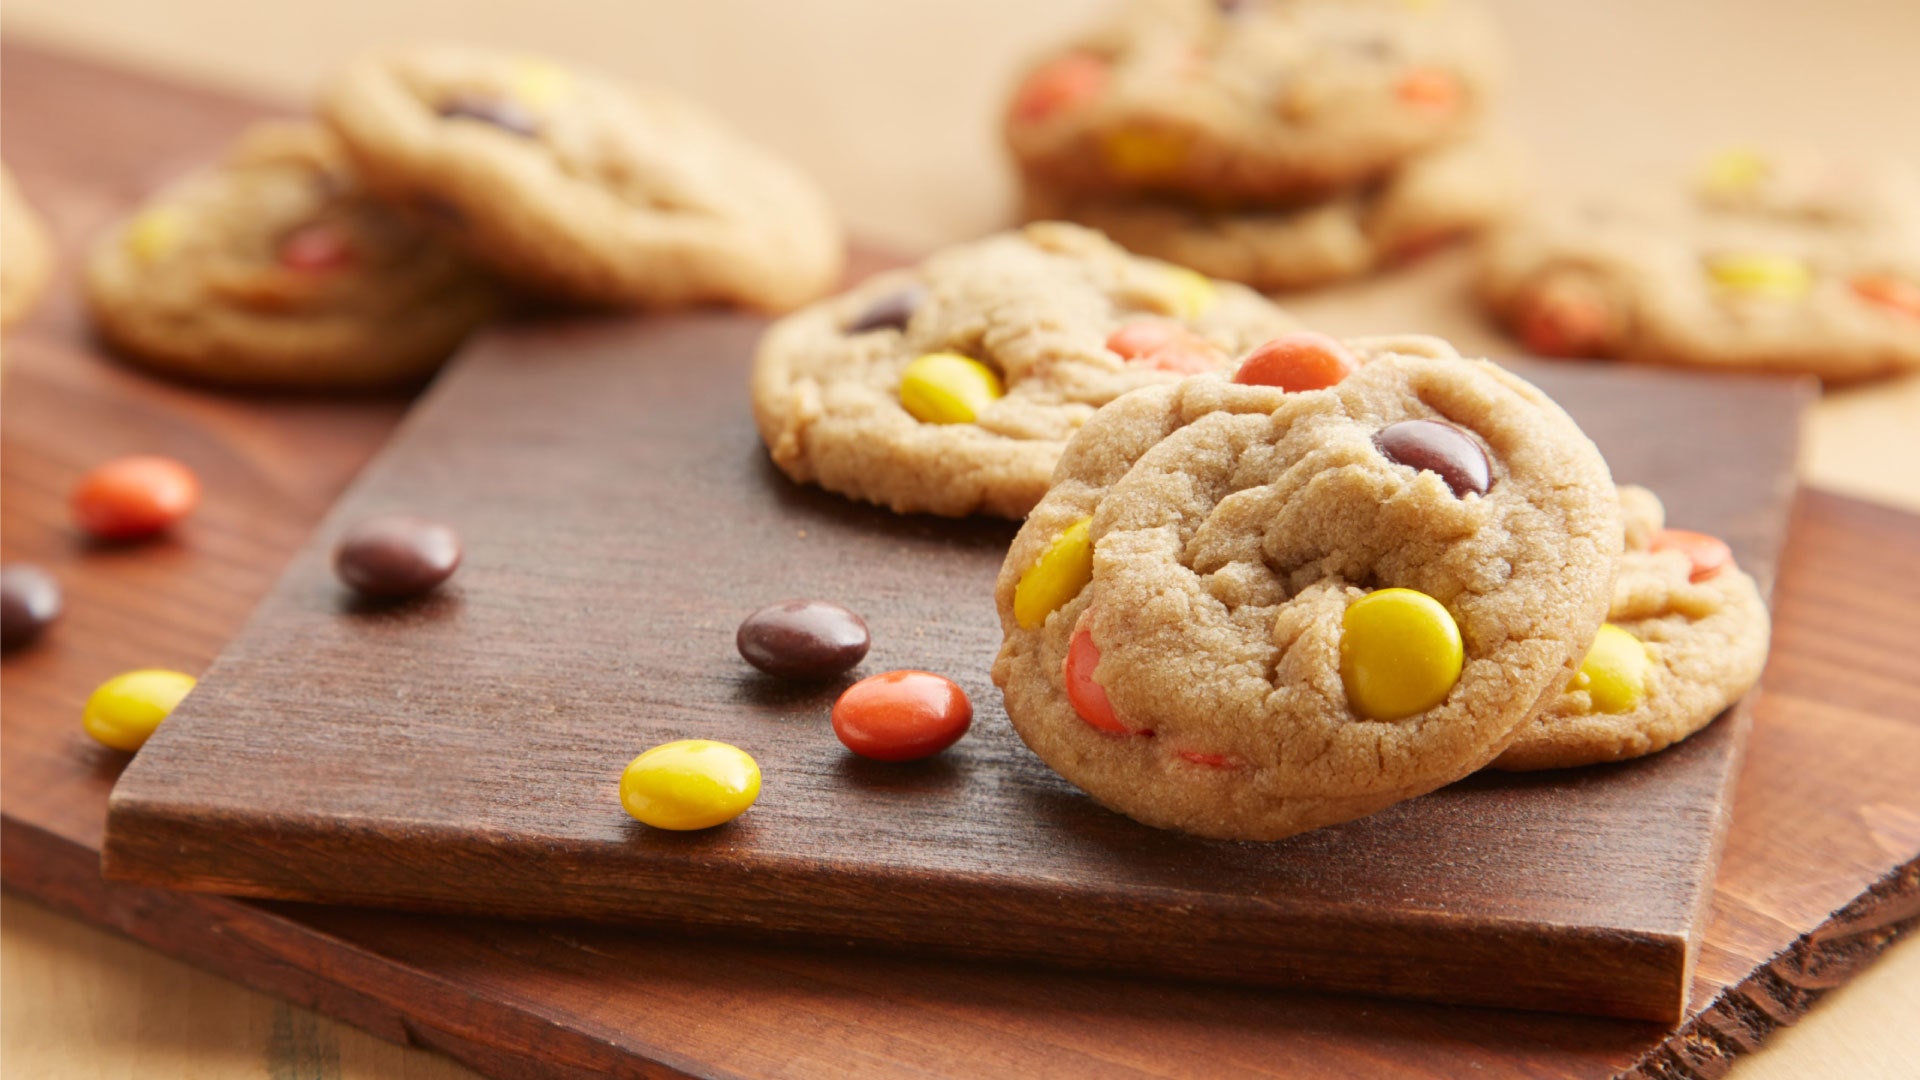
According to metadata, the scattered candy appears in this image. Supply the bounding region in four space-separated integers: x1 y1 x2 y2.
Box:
846 285 926 334
1163 266 1217 318
1851 274 1920 320
438 96 540 138
1012 517 1095 629
1374 419 1491 497
1106 319 1220 374
1516 279 1616 358
1012 53 1109 123
1705 254 1811 298
898 352 1003 424
832 670 972 762
1232 332 1358 391
333 514 463 599
1568 624 1651 714
619 739 761 830
123 208 185 264
0 564 62 652
72 455 200 541
736 599 870 680
1395 68 1460 112
1340 588 1463 721
277 222 356 272
83 668 196 751
1649 528 1732 583
1102 127 1188 180
1065 615 1131 734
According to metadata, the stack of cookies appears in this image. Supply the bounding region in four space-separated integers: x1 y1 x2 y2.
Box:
1004 0 1521 291
83 45 846 391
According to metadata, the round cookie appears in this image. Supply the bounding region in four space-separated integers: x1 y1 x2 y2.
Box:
1005 0 1503 206
1492 485 1770 771
321 44 844 312
1024 131 1522 290
991 334 1621 840
3 166 53 330
83 122 495 390
1480 149 1920 382
752 222 1297 519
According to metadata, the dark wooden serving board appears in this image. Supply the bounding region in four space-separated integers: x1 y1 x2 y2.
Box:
9 43 1920 1080
100 285 1802 1018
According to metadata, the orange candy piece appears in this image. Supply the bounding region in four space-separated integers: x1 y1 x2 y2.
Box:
71 455 200 541
1396 68 1461 112
831 670 973 762
1012 53 1109 123
1176 749 1234 768
1105 319 1221 375
1517 283 1616 359
1064 619 1133 735
277 222 357 272
1650 529 1733 583
1852 274 1920 320
1232 332 1358 391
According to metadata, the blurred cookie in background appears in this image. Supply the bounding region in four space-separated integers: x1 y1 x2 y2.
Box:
320 44 845 313
3 166 53 331
84 122 496 390
1480 148 1920 383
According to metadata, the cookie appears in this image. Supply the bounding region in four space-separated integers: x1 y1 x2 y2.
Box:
83 122 495 390
321 45 844 312
1480 148 1920 382
1491 485 1770 771
1024 131 1521 290
751 222 1297 519
991 333 1620 840
1005 0 1502 206
2 166 53 330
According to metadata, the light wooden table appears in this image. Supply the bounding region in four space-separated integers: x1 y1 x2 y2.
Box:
3 1 1917 1077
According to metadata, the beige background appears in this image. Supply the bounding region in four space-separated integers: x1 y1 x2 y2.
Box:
3 0 1918 1076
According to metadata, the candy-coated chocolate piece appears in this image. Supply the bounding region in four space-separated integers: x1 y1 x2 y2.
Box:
277 222 357 272
437 95 540 138
1064 618 1132 734
1012 53 1109 123
1516 280 1616 358
846 285 925 334
83 668 196 751
0 563 62 652
1699 148 1769 195
1649 528 1733 583
619 739 761 830
898 352 1003 424
736 599 870 679
831 670 972 762
1339 588 1463 721
1106 319 1221 374
1568 624 1651 714
1374 419 1491 497
1163 266 1216 318
1013 517 1094 629
1176 750 1233 768
1705 254 1812 298
1851 274 1920 320
507 58 575 107
71 455 200 541
334 515 463 599
124 208 185 264
1395 68 1460 111
1102 127 1189 180
1232 331 1358 391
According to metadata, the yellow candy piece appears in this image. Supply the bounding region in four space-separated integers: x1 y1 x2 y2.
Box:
1164 266 1217 318
1700 148 1769 195
1567 623 1652 715
1013 517 1094 629
510 58 575 108
1102 128 1188 179
899 352 1003 425
1706 254 1812 298
83 669 197 752
124 208 186 264
619 739 762 831
1339 588 1464 722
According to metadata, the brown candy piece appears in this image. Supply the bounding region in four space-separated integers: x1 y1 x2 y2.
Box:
845 286 925 334
334 515 463 599
737 600 870 680
1374 420 1491 497
1 563 62 652
437 96 540 138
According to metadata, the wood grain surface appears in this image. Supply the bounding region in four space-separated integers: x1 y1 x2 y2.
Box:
5 37 1920 1080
